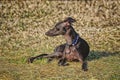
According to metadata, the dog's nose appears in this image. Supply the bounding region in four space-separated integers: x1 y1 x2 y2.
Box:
45 30 52 36
45 31 49 36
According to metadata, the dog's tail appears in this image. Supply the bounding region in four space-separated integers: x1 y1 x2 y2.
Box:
82 61 88 71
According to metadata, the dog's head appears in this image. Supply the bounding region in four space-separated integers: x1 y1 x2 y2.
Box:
45 17 76 36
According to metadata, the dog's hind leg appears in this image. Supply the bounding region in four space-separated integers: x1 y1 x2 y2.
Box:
27 44 65 63
77 54 88 71
27 54 48 63
82 60 88 71
27 52 62 63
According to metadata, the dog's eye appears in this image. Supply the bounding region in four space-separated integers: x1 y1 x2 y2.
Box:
56 28 60 31
63 27 66 32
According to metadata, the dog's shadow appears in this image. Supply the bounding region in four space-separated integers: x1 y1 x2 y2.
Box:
29 50 119 63
87 50 119 61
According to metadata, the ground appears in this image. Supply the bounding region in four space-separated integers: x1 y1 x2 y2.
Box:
0 51 120 80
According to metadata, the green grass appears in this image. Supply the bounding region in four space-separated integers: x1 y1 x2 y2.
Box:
0 51 120 80
0 0 120 80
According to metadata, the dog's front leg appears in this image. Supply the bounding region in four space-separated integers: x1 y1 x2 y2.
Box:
58 58 68 66
58 51 68 66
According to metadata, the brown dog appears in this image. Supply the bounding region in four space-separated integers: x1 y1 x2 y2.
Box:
28 17 90 71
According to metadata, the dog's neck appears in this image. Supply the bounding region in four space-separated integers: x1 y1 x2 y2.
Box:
64 26 78 46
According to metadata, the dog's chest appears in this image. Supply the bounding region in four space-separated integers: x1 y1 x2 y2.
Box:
65 46 79 61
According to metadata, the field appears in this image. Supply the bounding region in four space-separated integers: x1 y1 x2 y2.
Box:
0 0 120 80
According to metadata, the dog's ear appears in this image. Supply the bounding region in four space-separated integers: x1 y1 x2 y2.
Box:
64 17 76 27
64 21 70 27
64 17 76 23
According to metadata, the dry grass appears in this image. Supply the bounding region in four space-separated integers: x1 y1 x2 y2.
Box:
0 0 120 80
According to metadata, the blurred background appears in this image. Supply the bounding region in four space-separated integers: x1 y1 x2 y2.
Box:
0 0 120 80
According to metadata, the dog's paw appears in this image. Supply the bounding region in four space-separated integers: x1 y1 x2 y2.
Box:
47 58 53 63
82 68 88 71
58 62 69 66
82 62 88 71
27 57 34 63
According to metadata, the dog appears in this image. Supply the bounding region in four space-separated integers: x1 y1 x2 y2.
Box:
28 17 90 71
